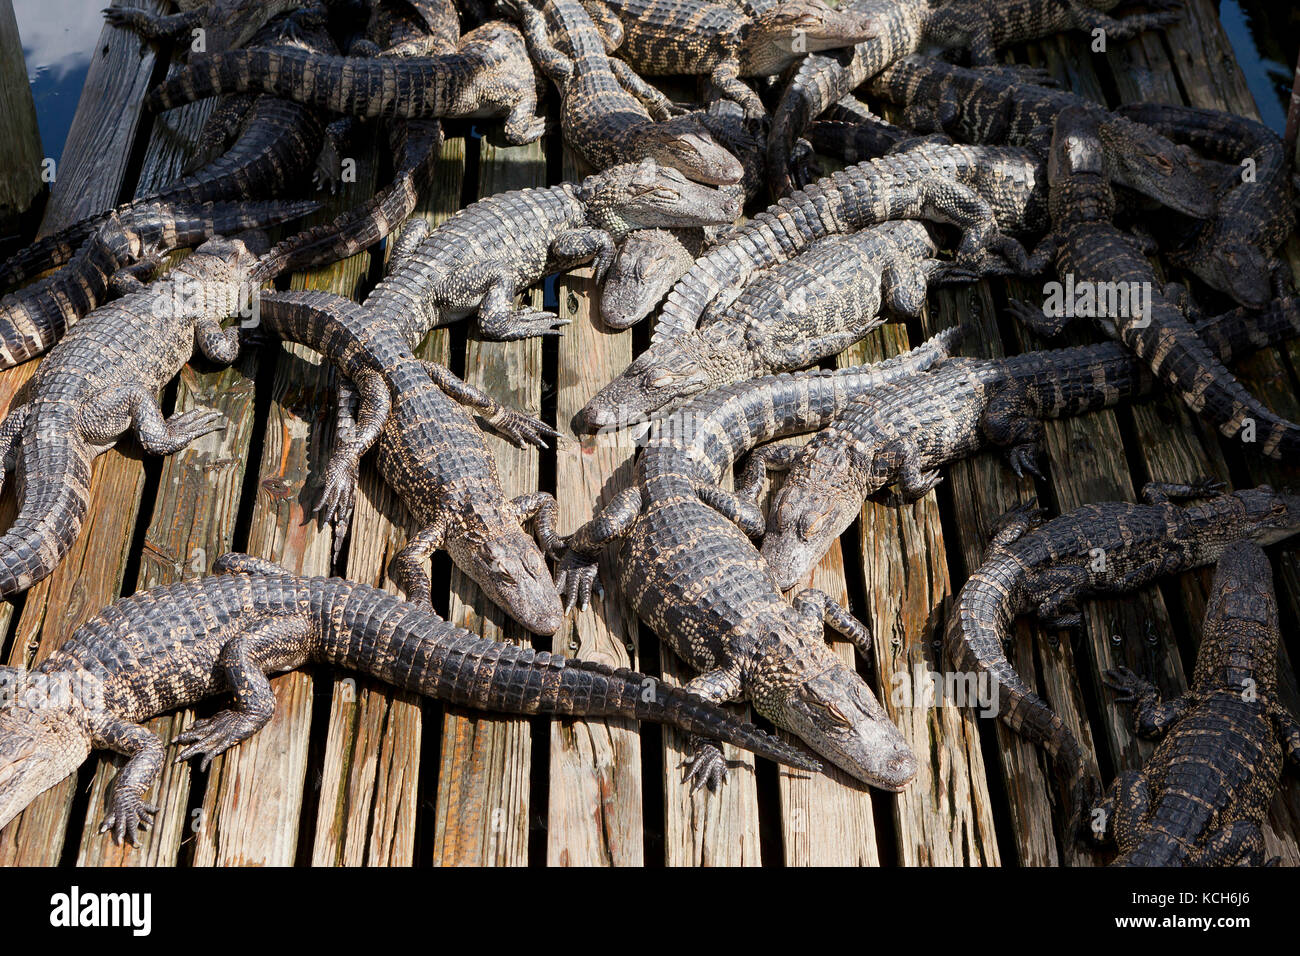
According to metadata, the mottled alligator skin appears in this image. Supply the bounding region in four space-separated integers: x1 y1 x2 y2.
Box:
0 200 317 370
1016 106 1300 460
555 335 963 789
0 232 276 598
766 0 929 195
600 98 761 329
582 139 1046 427
363 158 740 344
581 0 874 118
501 0 744 184
104 0 310 55
1116 102 1296 309
756 299 1300 590
254 289 566 636
0 12 332 292
923 0 1181 66
1096 540 1300 866
585 220 980 426
945 484 1300 817
0 554 817 844
868 57 1215 219
146 20 547 146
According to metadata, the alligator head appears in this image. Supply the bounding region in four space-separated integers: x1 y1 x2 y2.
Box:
580 159 742 237
742 0 877 76
1097 117 1216 219
0 669 93 833
600 229 697 329
750 624 917 790
446 504 565 637
578 326 756 430
1176 234 1273 310
1232 485 1300 545
1194 538 1279 694
625 118 746 186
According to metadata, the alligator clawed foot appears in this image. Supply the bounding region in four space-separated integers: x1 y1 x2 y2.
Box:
554 553 599 612
1101 665 1149 704
682 739 727 793
173 710 263 770
495 410 562 450
100 788 159 846
1008 445 1042 479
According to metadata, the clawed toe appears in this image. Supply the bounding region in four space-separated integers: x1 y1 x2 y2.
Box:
682 741 727 793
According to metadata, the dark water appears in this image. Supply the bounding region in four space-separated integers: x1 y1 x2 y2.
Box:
10 1 1300 160
13 0 104 163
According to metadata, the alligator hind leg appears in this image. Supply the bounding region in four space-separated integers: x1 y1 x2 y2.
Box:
1103 665 1191 739
793 588 873 661
193 315 241 366
681 666 746 792
418 360 559 447
213 553 294 576
315 367 390 525
389 218 430 265
93 717 164 846
1096 770 1151 848
555 486 647 611
173 615 314 770
1273 705 1300 771
84 386 224 454
102 7 201 41
0 404 30 490
1186 820 1267 866
392 519 449 607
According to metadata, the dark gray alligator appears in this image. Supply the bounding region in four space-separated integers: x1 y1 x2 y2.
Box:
0 553 817 844
1096 540 1300 866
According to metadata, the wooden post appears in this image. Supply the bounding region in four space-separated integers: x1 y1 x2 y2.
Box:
0 0 45 233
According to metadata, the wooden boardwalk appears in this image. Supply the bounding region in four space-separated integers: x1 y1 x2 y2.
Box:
1 0 1298 866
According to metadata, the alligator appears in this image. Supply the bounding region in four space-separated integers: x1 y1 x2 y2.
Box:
1096 540 1300 866
1013 105 1300 459
0 553 817 845
362 158 740 344
0 199 317 370
584 219 982 426
0 11 333 292
0 228 275 598
945 483 1300 819
253 289 566 636
866 57 1214 219
579 0 875 118
599 97 760 329
754 298 1300 590
500 0 744 185
104 0 314 56
554 336 965 790
581 136 1054 426
765 0 1182 194
1115 102 1296 309
146 20 548 147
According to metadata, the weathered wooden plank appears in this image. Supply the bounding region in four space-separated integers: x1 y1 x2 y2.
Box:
0 39 209 867
430 137 545 866
36 0 169 235
545 150 645 867
309 135 466 868
0 0 45 228
189 149 382 866
846 324 999 866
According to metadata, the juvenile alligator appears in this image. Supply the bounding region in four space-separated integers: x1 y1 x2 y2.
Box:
0 553 817 844
1096 540 1300 866
1015 106 1300 459
0 199 317 369
946 483 1300 816
582 137 1052 425
1115 102 1295 309
600 97 760 328
866 57 1214 218
104 0 313 55
585 219 980 425
581 0 875 118
146 20 548 147
555 336 965 789
501 0 744 184
254 289 567 636
0 228 271 597
0 11 332 291
363 158 740 343
755 298 1300 590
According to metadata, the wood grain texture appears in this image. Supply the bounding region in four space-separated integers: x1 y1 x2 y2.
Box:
0 0 44 223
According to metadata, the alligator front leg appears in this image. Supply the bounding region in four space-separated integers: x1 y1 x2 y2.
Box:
708 60 764 119
93 717 164 846
736 444 800 502
418 359 560 448
475 267 570 340
1103 665 1192 739
1005 295 1077 338
103 6 202 42
1139 478 1226 504
682 665 746 792
512 492 564 557
696 484 765 539
172 615 314 769
1093 769 1150 848
914 177 1035 274
793 588 873 662
193 315 242 366
987 499 1045 550
980 382 1047 479
392 517 449 607
1074 3 1183 41
551 228 617 284
499 0 574 86
609 58 681 121
554 486 646 611
315 366 390 526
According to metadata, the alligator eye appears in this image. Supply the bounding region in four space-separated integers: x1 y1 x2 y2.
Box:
1153 155 1173 172
647 373 674 389
805 696 853 727
798 510 827 540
